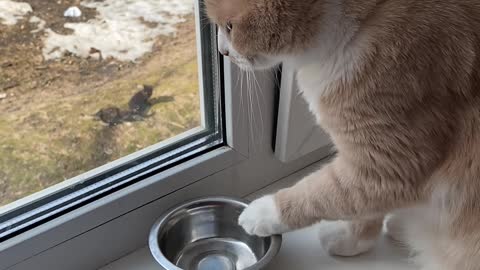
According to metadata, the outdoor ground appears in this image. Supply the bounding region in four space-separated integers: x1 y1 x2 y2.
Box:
0 0 200 206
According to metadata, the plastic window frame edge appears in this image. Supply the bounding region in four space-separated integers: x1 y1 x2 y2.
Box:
274 63 333 163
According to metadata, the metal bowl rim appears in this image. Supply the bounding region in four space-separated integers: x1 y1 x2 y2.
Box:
148 196 282 270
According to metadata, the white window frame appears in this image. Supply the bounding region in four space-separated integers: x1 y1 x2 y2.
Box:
0 5 331 270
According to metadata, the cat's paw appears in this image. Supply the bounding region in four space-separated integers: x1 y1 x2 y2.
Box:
320 223 376 257
238 195 289 237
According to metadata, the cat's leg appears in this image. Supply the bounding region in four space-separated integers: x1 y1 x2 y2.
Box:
239 157 419 237
320 217 384 256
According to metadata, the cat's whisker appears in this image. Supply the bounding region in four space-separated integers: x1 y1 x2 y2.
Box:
200 21 212 32
236 67 245 126
244 71 250 142
251 71 265 141
271 68 281 89
247 70 255 138
246 70 256 147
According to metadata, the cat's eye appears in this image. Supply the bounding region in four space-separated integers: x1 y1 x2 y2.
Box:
226 22 233 34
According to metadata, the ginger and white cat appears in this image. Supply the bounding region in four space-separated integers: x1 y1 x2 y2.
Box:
206 0 480 269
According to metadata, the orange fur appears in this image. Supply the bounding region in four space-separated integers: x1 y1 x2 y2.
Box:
207 0 480 268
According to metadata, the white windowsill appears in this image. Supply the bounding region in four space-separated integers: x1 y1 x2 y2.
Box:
100 161 414 270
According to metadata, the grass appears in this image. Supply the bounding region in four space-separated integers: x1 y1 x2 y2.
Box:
0 17 200 206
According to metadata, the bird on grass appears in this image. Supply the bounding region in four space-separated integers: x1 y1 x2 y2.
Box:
94 85 175 126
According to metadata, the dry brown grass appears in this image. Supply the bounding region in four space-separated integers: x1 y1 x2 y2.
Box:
0 7 200 206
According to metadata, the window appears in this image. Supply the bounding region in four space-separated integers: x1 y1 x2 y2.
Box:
0 0 222 241
0 1 331 269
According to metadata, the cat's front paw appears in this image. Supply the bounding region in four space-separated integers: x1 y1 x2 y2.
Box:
238 195 290 237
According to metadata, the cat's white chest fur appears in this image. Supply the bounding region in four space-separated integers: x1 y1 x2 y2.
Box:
295 50 358 120
296 61 342 118
288 1 361 122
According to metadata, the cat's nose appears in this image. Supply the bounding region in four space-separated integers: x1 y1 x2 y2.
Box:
219 48 229 56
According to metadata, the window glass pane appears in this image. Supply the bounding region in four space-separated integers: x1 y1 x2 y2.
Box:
0 0 204 206
0 0 223 239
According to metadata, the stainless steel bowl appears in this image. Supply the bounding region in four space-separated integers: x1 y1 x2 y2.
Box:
149 197 282 270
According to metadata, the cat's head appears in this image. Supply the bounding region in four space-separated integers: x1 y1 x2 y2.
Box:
205 0 322 70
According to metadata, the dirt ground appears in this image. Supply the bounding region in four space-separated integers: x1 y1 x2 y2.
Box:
0 1 200 206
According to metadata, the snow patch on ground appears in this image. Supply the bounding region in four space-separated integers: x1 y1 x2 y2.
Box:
0 0 32 25
29 16 46 33
43 0 194 61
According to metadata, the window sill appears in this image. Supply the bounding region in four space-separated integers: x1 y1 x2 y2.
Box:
100 161 414 270
101 225 412 270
